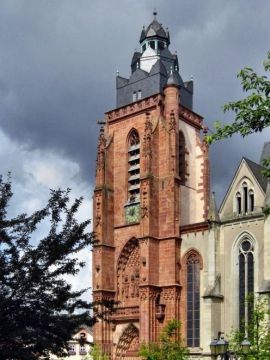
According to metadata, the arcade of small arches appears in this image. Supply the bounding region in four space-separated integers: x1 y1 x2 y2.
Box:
235 179 255 215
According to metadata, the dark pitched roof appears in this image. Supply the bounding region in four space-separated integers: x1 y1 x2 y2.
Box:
116 76 129 88
244 157 267 192
219 157 267 213
131 51 141 66
149 59 168 76
140 19 169 43
129 68 148 83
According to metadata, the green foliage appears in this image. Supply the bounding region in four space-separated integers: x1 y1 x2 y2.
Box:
229 296 270 359
205 50 270 144
0 176 112 360
139 319 189 360
84 344 109 360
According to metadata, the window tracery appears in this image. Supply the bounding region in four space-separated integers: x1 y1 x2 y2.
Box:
184 251 201 348
238 238 254 330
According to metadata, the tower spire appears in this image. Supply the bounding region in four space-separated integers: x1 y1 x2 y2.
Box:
153 8 157 20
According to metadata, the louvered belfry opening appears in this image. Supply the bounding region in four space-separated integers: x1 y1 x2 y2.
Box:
128 130 140 202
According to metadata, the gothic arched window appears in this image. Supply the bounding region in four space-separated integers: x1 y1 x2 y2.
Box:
236 192 242 214
235 180 255 215
249 190 254 212
238 238 254 329
127 130 140 202
186 252 201 347
242 182 248 213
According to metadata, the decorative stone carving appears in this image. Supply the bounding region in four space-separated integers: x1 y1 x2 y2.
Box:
95 193 102 228
169 110 176 131
161 287 181 302
143 112 153 173
111 306 139 321
115 323 139 359
179 104 203 129
141 180 149 219
117 238 140 304
139 287 159 301
106 94 162 122
162 287 176 301
139 287 148 301
96 127 106 180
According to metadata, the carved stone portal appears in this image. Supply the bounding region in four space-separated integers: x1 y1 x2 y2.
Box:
115 323 139 359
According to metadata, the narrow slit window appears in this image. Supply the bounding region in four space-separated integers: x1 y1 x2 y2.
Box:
243 182 248 213
236 192 242 214
249 190 254 212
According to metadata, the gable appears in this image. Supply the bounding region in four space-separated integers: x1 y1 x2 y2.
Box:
219 159 265 220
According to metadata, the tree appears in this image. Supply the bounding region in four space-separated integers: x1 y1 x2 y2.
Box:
205 51 270 173
139 319 189 360
229 296 270 359
0 175 110 360
83 344 109 360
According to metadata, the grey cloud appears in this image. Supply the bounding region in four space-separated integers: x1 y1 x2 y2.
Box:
0 0 269 204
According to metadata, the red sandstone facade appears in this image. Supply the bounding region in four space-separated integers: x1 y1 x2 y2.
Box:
93 82 209 358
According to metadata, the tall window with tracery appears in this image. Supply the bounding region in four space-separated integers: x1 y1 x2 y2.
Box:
186 253 200 347
238 239 254 329
128 130 140 202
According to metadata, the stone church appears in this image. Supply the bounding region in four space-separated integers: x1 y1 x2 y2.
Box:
92 13 270 359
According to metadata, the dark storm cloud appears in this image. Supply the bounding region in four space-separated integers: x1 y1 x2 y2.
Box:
0 0 269 204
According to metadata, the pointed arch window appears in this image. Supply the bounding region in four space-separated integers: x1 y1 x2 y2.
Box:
128 130 140 202
238 239 254 329
236 192 242 214
249 190 254 212
243 182 248 213
235 180 255 215
179 131 186 184
186 252 201 347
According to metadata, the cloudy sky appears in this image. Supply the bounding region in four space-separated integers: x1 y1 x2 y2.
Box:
0 0 269 297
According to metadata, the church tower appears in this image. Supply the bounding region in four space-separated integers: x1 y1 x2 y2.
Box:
93 13 210 359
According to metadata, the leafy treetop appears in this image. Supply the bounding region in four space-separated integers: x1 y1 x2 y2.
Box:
0 175 112 360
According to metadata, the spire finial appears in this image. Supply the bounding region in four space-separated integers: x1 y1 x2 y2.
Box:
153 8 157 19
208 192 220 223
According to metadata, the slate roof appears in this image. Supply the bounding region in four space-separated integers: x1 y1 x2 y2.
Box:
244 157 267 192
140 19 169 43
149 59 168 76
219 157 267 213
167 69 181 87
131 52 141 66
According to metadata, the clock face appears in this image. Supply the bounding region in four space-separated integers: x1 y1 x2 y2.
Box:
125 203 140 224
